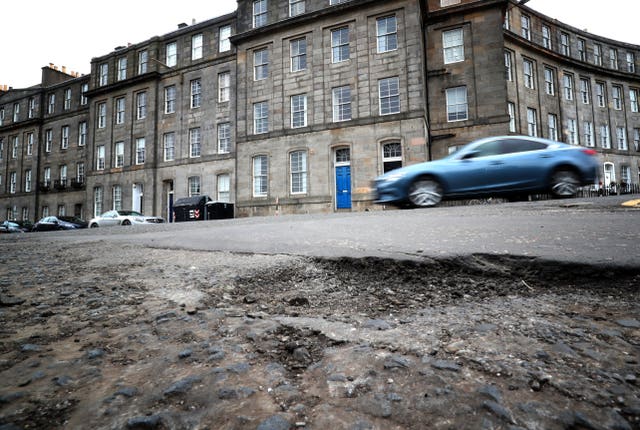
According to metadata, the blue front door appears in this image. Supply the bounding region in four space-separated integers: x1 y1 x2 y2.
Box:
336 166 351 209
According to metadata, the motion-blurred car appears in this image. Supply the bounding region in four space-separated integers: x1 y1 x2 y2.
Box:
32 216 88 232
88 210 165 228
374 136 598 208
0 220 25 234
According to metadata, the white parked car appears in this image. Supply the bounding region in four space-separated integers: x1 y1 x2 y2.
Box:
88 210 165 228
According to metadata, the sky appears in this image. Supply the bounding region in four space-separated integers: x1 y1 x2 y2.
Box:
1 1 638 89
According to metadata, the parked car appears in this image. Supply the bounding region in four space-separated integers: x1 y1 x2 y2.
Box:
32 216 88 232
0 220 25 234
374 136 599 208
88 210 165 228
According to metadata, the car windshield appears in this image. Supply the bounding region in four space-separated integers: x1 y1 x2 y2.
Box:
117 210 143 216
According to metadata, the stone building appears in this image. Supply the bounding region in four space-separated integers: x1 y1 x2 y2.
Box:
1 0 639 223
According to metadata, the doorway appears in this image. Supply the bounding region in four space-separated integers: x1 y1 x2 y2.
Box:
335 147 351 209
132 183 143 213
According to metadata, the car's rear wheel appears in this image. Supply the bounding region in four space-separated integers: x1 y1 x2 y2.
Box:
121 219 131 226
550 169 580 198
90 223 99 228
408 177 443 207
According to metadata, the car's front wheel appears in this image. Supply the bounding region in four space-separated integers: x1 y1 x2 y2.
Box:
408 177 443 207
121 219 131 226
550 169 580 198
90 223 99 228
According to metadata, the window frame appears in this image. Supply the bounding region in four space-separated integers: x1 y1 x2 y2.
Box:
253 48 269 81
378 76 400 115
114 141 125 168
331 27 350 63
189 127 201 158
192 33 203 60
443 28 464 64
135 137 146 165
332 85 352 122
190 79 202 109
290 150 308 194
252 155 268 197
290 38 307 72
291 94 308 128
253 102 269 134
163 132 175 161
377 15 398 54
218 122 231 153
253 0 268 28
445 86 468 122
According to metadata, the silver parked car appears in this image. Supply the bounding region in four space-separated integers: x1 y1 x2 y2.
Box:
88 210 165 228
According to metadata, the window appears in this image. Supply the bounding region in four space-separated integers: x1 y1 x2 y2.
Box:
219 25 231 52
596 82 606 107
563 74 574 101
521 15 530 40
42 206 50 218
331 27 350 63
253 0 267 28
526 108 537 137
291 94 307 128
289 0 304 17
58 204 66 217
26 133 33 155
136 91 147 119
11 136 18 158
22 207 29 222
189 128 201 158
548 113 558 141
61 125 69 149
627 52 635 73
633 128 640 151
621 165 631 186
117 57 127 81
253 102 269 134
44 167 51 186
630 89 639 112
379 77 400 115
218 72 230 102
78 122 87 146
290 38 307 72
0 107 3 126
253 155 268 197
377 15 397 54
98 102 106 128
382 142 402 173
542 25 551 49
76 162 85 183
135 138 145 164
115 97 125 124
600 125 611 149
94 187 103 217
97 145 105 170
446 86 468 121
114 142 124 167
163 133 175 161
616 126 628 150
165 86 176 114
45 129 52 152
443 28 463 64
192 34 203 60
112 185 123 211
612 85 622 110
138 50 148 74
523 59 535 89
504 51 513 81
48 94 55 114
218 123 231 153
508 102 516 133
441 0 461 5
584 122 594 147
188 176 201 197
594 44 602 66
59 164 68 183
580 78 590 104
0 138 2 160
9 172 16 194
25 170 31 192
577 39 586 62
544 67 555 95
254 48 269 80
332 86 352 122
12 104 20 121
166 42 177 67
190 79 202 108
609 48 618 70
217 174 230 202
560 32 570 56
290 150 308 194
64 88 72 110
28 98 35 118
81 83 88 105
99 63 108 86
567 119 577 144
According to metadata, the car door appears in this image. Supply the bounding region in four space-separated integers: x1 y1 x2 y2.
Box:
445 140 504 194
485 139 550 191
101 211 119 226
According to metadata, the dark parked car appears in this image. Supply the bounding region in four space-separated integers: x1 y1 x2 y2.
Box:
32 216 88 232
374 136 599 207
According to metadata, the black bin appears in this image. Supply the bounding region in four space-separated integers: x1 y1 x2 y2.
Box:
206 201 234 219
172 195 211 222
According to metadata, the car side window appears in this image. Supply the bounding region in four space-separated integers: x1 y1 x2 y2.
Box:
503 139 548 154
473 141 504 157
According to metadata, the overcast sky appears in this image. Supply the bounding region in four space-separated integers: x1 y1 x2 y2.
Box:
1 1 637 89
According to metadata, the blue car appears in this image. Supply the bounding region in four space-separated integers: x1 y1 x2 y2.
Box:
374 136 599 207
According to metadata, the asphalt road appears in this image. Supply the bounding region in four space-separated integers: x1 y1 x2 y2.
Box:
26 194 640 268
